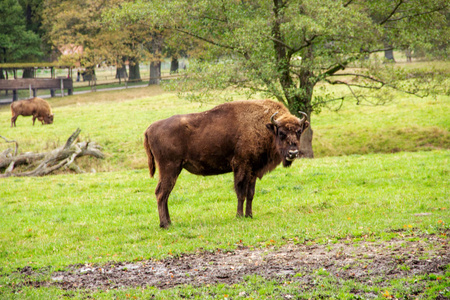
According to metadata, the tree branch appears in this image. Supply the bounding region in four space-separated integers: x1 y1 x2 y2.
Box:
324 79 377 105
328 73 386 84
343 0 354 7
0 129 104 178
0 135 19 156
319 52 371 78
326 79 384 90
63 128 81 150
379 0 404 25
324 97 345 111
384 6 447 23
197 14 228 23
325 74 427 98
322 63 348 77
292 34 318 54
173 28 246 55
360 47 394 54
266 34 295 52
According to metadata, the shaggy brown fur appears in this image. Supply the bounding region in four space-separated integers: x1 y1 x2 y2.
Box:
10 97 54 127
144 99 309 228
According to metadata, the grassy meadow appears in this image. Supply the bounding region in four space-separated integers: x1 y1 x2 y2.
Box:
0 83 449 299
1 84 449 171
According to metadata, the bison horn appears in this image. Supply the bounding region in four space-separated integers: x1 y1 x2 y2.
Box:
270 112 279 126
298 111 308 124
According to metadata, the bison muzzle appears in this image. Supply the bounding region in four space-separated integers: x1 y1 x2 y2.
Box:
144 99 309 228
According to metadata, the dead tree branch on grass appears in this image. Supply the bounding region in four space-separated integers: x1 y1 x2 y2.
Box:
0 135 19 157
0 128 104 178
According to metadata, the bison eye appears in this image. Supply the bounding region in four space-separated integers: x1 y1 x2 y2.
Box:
296 129 302 137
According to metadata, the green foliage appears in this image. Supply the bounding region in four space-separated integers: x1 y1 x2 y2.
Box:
366 0 449 56
108 0 449 120
41 0 153 69
0 0 42 63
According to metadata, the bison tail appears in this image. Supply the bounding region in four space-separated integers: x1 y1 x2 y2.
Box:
144 131 156 178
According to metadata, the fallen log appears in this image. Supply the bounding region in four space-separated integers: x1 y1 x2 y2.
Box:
0 128 104 178
0 152 46 169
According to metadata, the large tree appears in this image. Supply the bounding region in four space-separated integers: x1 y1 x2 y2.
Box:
42 0 151 79
42 0 117 72
110 0 448 157
0 0 42 70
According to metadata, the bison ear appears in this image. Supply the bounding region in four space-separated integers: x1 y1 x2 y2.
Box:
266 123 277 135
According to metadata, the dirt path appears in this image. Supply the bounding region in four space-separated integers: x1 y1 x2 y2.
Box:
18 233 448 294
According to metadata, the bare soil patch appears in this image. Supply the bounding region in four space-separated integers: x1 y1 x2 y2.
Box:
18 233 449 294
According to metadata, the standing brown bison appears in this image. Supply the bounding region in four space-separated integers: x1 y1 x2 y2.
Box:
10 97 54 127
144 99 309 228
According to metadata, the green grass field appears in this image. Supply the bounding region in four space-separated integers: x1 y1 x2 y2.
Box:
1 150 449 268
0 83 449 299
1 84 448 171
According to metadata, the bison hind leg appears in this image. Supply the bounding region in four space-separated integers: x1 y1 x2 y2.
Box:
155 162 181 228
11 116 18 127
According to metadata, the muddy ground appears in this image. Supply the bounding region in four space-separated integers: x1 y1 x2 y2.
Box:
17 233 449 296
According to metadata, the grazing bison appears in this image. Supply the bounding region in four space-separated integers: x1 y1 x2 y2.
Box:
10 97 54 127
144 99 309 228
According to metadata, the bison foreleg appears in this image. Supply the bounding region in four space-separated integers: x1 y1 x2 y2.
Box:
32 115 37 126
245 177 257 218
234 175 246 217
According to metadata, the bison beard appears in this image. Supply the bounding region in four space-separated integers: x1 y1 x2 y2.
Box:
144 100 309 228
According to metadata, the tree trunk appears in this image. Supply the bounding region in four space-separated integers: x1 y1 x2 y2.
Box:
287 66 315 158
384 43 395 62
82 66 96 82
128 58 141 82
295 75 315 159
115 57 128 83
147 31 163 85
300 126 314 158
405 49 412 62
22 68 34 78
286 93 314 158
149 61 161 85
384 49 395 61
272 1 314 158
170 57 179 74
